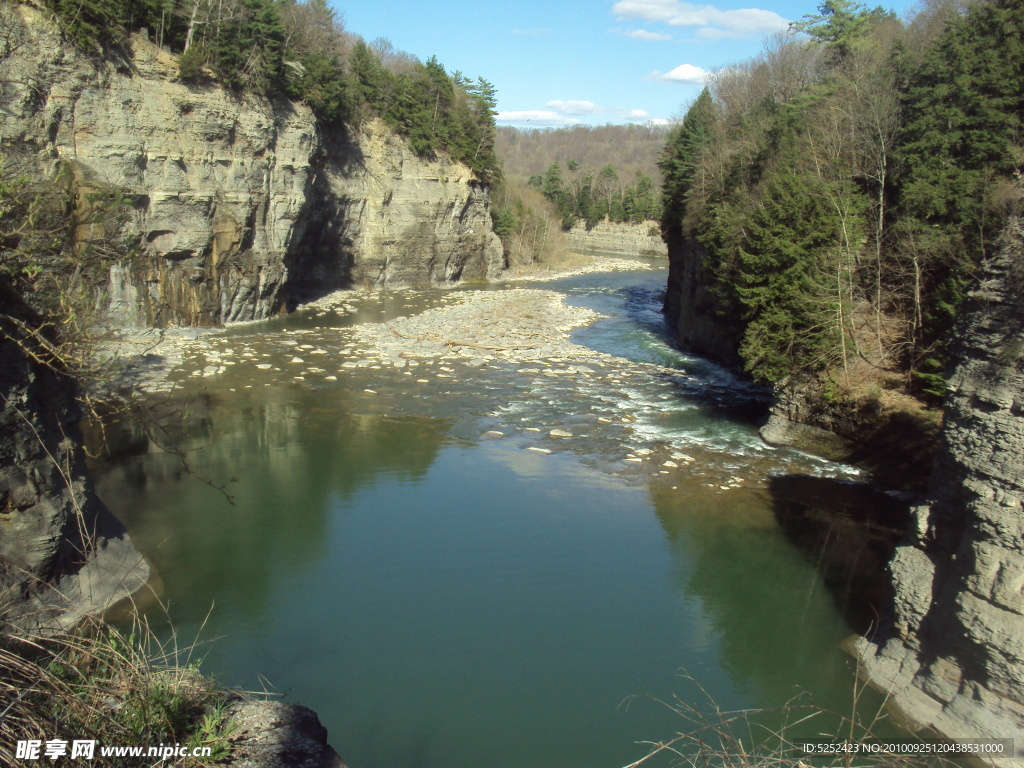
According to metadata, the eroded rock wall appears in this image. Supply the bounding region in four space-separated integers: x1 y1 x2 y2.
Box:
854 216 1024 761
286 124 502 300
0 292 149 632
0 3 501 327
566 219 667 258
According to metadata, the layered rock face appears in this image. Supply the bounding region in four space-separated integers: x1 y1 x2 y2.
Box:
854 217 1024 760
566 219 667 258
0 295 149 632
287 124 503 301
0 4 502 328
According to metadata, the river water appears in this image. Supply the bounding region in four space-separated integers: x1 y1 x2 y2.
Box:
92 257 905 768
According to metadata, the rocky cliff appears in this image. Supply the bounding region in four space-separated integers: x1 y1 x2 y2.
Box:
0 2 502 328
853 216 1024 761
566 219 666 258
662 231 742 367
0 288 149 632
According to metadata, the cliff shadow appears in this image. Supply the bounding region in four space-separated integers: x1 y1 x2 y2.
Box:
766 474 911 636
281 122 366 308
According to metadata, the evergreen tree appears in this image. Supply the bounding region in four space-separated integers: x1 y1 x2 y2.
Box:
659 87 715 234
542 162 563 201
893 0 1024 392
736 171 844 382
790 0 896 60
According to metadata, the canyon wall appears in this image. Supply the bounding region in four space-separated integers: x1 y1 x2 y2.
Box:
0 290 149 631
663 179 1024 755
0 2 502 329
661 231 742 368
565 219 667 258
853 217 1024 759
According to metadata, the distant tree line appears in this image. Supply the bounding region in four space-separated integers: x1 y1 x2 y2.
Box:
39 0 500 182
528 162 660 229
659 0 1024 395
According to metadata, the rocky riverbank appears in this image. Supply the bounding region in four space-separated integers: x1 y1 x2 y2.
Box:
100 255 651 392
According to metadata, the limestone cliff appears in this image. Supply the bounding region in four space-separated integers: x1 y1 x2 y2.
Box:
287 123 502 301
0 2 502 328
853 216 1024 761
566 219 667 258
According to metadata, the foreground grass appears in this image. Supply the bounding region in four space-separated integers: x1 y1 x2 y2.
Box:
0 614 234 767
622 674 960 768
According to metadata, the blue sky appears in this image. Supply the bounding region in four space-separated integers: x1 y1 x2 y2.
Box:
337 0 921 127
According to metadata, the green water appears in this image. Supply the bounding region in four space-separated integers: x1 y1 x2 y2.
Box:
93 262 903 768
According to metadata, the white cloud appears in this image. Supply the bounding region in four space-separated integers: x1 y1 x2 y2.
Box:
545 99 605 116
612 0 788 39
496 110 583 127
645 63 709 84
649 118 672 125
625 29 673 41
615 108 651 120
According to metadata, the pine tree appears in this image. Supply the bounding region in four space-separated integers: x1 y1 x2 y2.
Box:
659 88 715 236
736 171 844 382
894 0 1024 393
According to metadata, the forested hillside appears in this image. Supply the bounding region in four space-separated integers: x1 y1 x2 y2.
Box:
496 124 670 186
488 123 669 261
40 0 500 181
660 0 1023 399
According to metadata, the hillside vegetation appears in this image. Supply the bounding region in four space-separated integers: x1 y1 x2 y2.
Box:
660 0 1023 397
496 123 670 187
491 123 670 261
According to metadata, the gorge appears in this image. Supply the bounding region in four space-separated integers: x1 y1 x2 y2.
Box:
2 0 1024 764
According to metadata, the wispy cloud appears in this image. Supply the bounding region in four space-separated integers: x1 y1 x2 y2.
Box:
625 28 673 41
613 0 788 39
644 63 710 84
545 99 605 116
496 110 583 127
512 27 552 35
649 118 672 125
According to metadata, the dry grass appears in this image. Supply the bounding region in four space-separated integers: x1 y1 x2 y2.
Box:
0 610 235 767
622 674 957 768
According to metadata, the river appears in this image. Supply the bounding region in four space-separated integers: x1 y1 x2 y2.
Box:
92 256 905 768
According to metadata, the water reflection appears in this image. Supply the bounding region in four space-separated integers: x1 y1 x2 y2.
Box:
767 475 910 636
649 484 850 707
93 389 452 627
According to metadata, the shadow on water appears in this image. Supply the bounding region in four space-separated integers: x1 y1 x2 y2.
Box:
767 475 910 637
646 481 907 750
